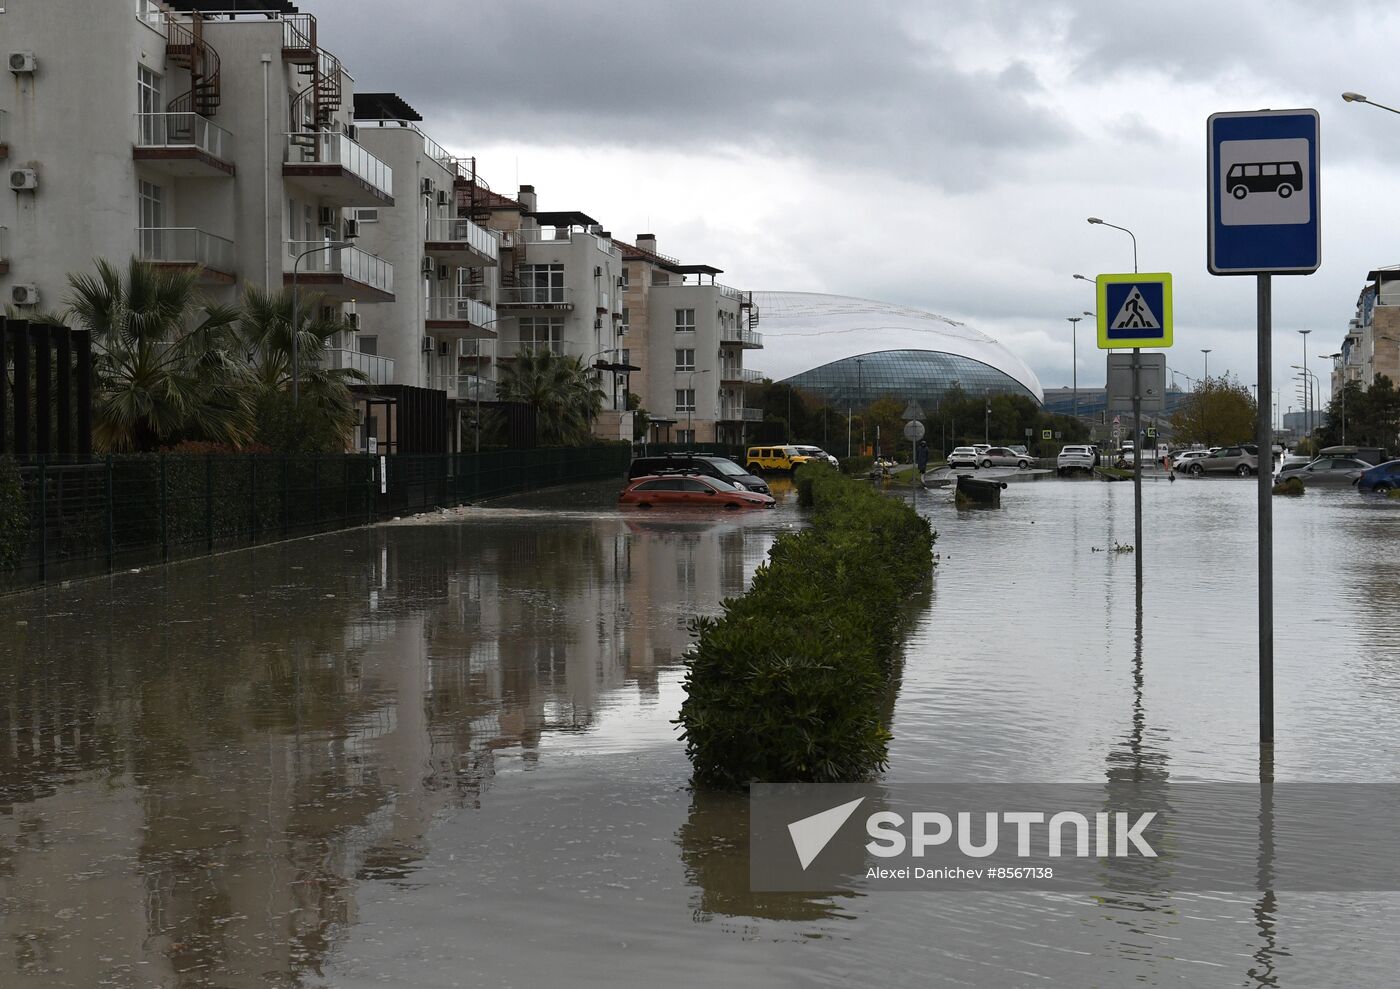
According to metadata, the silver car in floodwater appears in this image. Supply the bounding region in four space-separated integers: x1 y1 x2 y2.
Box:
1277 456 1371 485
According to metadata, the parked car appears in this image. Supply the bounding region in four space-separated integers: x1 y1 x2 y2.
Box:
619 474 776 509
1357 459 1400 493
1318 445 1388 466
973 444 992 456
1277 452 1312 473
628 454 770 494
1278 457 1371 485
1188 445 1259 476
980 446 1032 469
1057 444 1095 474
1170 449 1212 473
948 446 980 469
744 445 816 473
793 445 840 467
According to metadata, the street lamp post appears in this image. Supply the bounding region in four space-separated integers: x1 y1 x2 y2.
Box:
290 240 351 405
1342 92 1400 116
1298 329 1312 438
1322 352 1344 443
1201 348 1212 385
855 357 865 456
1291 365 1319 444
1066 316 1082 418
1088 216 1143 584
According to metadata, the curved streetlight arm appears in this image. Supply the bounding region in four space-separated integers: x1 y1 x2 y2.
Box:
290 241 350 406
1343 92 1400 115
1087 217 1137 273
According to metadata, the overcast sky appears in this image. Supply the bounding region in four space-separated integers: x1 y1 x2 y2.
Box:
308 0 1400 412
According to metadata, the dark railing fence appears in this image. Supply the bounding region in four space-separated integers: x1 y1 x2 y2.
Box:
1 445 632 594
1 317 93 460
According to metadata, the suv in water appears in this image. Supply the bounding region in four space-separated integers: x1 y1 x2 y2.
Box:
1057 445 1095 474
1189 445 1259 476
744 445 815 473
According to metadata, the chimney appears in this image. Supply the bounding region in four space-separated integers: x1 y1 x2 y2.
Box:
517 184 537 211
636 233 657 254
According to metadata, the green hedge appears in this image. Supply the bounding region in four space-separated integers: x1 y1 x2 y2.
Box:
676 463 935 787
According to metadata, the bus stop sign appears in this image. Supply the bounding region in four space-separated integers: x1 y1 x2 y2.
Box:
1207 109 1320 275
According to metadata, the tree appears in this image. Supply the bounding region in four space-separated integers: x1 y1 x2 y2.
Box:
496 349 605 446
234 285 365 453
1168 375 1256 448
1317 375 1400 450
66 259 252 452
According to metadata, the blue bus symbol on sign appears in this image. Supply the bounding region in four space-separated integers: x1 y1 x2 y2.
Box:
1104 282 1165 342
1208 109 1320 275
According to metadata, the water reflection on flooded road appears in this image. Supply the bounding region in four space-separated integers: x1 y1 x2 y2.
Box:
5 476 1400 987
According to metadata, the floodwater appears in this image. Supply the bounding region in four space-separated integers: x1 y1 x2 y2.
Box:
4 473 1400 987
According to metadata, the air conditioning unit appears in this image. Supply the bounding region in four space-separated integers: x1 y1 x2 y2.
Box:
594 317 603 330
11 284 40 306
616 276 624 288
8 52 36 74
9 168 38 190
593 266 602 277
421 256 435 276
421 177 434 195
436 190 449 207
438 264 450 280
438 340 451 356
345 124 359 140
318 206 336 226
345 311 360 329
421 335 434 353
343 218 359 240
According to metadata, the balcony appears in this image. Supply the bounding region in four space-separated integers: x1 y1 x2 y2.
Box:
134 113 235 177
718 406 764 422
284 131 394 206
720 366 764 384
720 325 764 349
425 296 498 340
137 227 235 282
284 241 393 302
496 286 573 310
425 216 499 267
429 373 495 402
324 347 395 386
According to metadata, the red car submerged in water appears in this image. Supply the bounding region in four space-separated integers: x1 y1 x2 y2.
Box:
619 474 776 509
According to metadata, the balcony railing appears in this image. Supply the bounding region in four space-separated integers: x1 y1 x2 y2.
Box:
429 373 496 402
136 0 164 30
135 113 233 160
427 296 497 327
324 347 394 385
513 226 577 245
425 216 498 261
719 406 764 422
287 241 393 294
496 286 573 307
284 131 393 197
720 325 764 348
138 227 234 273
721 367 764 384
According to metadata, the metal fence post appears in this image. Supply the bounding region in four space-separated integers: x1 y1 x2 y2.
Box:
38 462 47 584
343 455 349 524
250 455 259 544
281 455 289 538
159 455 169 563
205 454 214 552
105 455 114 573
311 456 320 527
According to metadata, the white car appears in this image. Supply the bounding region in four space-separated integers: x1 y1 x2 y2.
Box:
948 446 980 469
1057 444 1095 473
1170 449 1211 473
794 445 839 467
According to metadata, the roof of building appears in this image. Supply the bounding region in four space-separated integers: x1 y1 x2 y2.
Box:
617 239 685 273
1366 266 1400 281
674 263 724 276
353 93 422 122
164 0 300 13
525 210 601 228
456 183 524 211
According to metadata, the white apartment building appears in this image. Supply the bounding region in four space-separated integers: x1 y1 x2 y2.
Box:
350 93 499 399
619 235 763 445
1333 270 1400 401
0 1 396 374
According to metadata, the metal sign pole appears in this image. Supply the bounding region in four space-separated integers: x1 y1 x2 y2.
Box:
1257 274 1274 745
1133 347 1143 585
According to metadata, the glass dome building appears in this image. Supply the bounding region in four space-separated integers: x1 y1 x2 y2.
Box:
759 292 1043 409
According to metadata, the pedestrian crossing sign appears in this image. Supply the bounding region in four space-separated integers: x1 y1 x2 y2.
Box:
1095 272 1173 349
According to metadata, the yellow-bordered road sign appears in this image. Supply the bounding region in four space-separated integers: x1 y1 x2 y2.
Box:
1096 272 1173 349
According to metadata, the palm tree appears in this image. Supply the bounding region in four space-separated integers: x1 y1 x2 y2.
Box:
234 285 366 452
66 258 252 452
496 349 605 446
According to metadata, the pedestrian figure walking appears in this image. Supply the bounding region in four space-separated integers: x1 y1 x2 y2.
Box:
915 438 929 474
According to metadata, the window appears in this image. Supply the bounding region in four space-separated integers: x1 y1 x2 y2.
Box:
677 430 695 444
621 267 630 288
138 180 164 257
620 307 629 334
519 316 563 354
354 208 380 223
634 479 663 492
137 65 162 143
675 348 695 371
676 389 695 412
675 308 695 333
519 263 564 304
359 336 378 356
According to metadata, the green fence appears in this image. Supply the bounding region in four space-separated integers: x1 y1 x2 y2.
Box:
1 445 632 594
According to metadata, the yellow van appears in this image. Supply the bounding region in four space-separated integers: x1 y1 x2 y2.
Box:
745 445 815 473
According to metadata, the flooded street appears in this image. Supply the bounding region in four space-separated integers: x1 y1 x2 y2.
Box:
5 475 1400 987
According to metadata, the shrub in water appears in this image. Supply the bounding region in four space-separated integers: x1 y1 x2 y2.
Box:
677 463 935 787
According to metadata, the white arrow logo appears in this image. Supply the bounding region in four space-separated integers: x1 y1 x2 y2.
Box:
787 798 865 870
